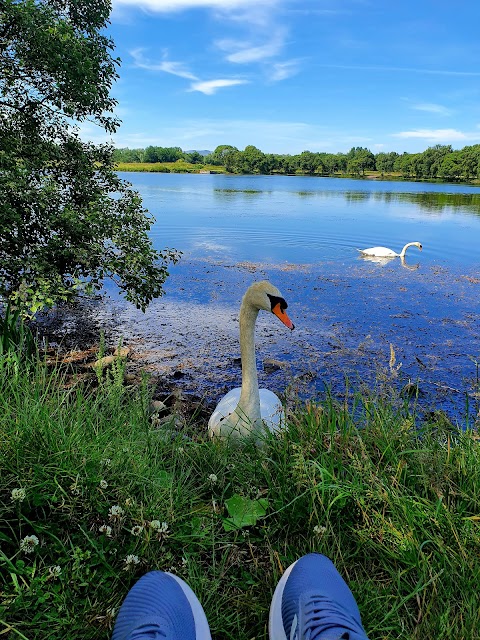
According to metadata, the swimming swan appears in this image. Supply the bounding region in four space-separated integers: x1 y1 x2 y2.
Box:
208 281 294 440
357 242 422 258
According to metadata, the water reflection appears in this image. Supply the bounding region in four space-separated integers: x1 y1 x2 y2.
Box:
212 184 480 216
359 254 420 270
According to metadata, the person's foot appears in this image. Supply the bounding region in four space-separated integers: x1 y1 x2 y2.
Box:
112 571 212 640
269 553 369 640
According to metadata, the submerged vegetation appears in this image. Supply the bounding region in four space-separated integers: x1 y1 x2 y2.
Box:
1 349 480 639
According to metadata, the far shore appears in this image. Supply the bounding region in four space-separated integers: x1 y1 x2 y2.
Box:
115 162 480 185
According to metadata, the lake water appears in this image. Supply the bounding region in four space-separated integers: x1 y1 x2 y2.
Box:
100 173 480 425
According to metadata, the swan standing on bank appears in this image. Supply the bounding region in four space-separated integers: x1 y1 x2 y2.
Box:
357 242 422 258
208 281 294 441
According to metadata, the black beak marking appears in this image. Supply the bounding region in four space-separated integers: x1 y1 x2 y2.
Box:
267 294 288 312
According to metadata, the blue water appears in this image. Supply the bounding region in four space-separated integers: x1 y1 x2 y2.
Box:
118 172 480 268
104 173 480 425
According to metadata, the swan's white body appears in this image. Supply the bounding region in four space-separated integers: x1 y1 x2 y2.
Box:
208 281 294 441
357 242 422 258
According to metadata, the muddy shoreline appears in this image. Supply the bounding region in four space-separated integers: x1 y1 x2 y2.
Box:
36 257 480 427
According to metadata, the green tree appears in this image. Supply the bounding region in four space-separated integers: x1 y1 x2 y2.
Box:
346 147 375 175
239 145 268 173
296 150 320 174
439 152 462 180
206 145 239 167
0 0 179 313
375 151 399 173
184 150 203 164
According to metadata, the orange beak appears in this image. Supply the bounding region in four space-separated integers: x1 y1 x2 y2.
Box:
272 302 295 330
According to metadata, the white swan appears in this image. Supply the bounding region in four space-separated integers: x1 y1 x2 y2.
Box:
208 281 294 441
357 242 422 258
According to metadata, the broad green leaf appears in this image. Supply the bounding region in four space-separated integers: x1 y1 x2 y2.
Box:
223 494 269 531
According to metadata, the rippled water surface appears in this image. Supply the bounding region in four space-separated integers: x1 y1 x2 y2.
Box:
101 173 480 424
119 172 480 267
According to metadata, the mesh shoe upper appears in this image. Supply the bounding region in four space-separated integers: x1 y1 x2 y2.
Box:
280 554 369 640
112 571 197 640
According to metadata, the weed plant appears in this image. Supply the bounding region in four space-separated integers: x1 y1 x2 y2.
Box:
1 356 480 639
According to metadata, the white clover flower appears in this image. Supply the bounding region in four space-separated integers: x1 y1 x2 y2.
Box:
11 488 26 502
177 446 185 454
313 524 326 536
101 458 112 467
48 565 62 578
20 535 39 553
123 554 140 570
208 474 218 485
131 525 144 536
99 479 108 489
109 505 124 519
150 520 169 535
99 524 113 537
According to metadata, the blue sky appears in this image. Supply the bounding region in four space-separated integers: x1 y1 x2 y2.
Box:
81 0 480 155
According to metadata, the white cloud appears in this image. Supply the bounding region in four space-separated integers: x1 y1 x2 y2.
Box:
315 64 480 77
391 129 480 142
107 118 375 154
411 103 452 116
269 59 302 81
130 48 198 80
188 79 249 94
113 0 279 13
216 28 286 63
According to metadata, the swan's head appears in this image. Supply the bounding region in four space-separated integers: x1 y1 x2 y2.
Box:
412 242 422 250
243 281 295 330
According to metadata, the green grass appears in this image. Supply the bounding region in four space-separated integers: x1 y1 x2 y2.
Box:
115 162 226 174
1 357 480 639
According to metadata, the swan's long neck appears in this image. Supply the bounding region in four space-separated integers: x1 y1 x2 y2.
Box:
235 300 262 429
400 242 416 257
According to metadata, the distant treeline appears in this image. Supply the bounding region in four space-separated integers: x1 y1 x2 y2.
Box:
113 143 480 181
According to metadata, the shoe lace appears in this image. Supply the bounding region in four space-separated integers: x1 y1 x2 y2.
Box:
301 594 359 640
128 622 168 639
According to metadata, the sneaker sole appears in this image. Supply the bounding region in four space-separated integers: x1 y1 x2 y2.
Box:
167 573 212 640
268 559 298 640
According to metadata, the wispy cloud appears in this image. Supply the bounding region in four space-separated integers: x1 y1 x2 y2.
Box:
130 48 198 80
269 59 302 81
216 28 286 63
113 0 279 13
130 49 247 95
392 128 480 142
315 64 480 77
411 102 453 116
188 79 249 95
108 118 374 154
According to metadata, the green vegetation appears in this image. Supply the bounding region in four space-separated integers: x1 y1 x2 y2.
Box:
115 161 226 174
0 0 179 315
115 143 480 183
1 351 480 639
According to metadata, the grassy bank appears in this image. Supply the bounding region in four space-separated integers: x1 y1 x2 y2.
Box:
115 161 226 174
1 357 480 639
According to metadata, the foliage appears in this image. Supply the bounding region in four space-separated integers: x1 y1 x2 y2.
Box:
0 0 179 314
0 303 36 362
117 141 480 181
1 356 480 638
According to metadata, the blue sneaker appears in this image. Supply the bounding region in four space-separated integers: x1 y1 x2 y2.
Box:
112 571 212 640
269 553 369 640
